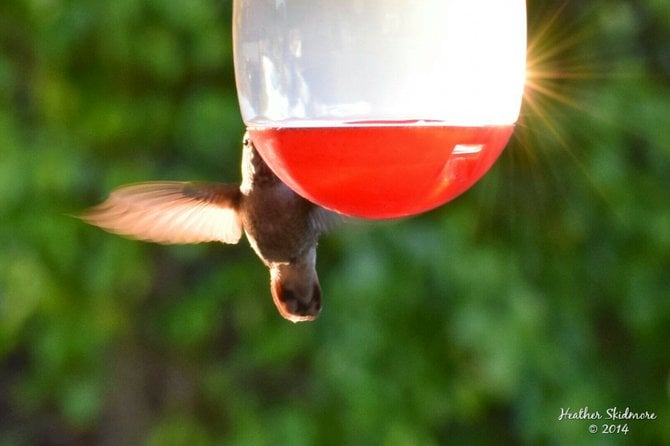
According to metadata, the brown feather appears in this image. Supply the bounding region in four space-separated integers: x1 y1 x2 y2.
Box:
80 181 243 244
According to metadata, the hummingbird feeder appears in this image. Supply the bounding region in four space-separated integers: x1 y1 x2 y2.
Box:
233 0 527 218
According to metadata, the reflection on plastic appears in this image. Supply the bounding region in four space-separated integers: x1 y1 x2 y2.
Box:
234 0 526 126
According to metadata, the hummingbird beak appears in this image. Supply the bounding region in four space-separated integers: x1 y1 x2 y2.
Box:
269 257 322 323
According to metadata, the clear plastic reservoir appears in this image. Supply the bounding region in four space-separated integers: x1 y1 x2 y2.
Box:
233 0 526 218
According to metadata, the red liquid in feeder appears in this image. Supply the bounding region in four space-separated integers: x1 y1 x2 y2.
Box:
248 122 514 218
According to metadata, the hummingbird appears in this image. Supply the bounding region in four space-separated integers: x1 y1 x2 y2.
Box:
81 133 338 323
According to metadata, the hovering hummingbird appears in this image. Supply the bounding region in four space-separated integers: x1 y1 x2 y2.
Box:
81 133 338 323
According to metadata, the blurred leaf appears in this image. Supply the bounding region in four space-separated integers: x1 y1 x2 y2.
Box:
145 415 213 446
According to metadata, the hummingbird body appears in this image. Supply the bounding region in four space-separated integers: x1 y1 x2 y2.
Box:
239 141 316 263
81 133 334 322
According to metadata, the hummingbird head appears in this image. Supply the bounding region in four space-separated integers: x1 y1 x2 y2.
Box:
269 249 321 323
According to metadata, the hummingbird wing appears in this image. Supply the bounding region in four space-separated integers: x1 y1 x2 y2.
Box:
80 181 243 244
307 207 346 235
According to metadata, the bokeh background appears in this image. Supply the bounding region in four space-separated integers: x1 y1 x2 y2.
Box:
1 0 669 444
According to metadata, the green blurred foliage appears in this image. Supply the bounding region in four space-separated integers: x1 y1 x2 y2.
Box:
1 0 669 444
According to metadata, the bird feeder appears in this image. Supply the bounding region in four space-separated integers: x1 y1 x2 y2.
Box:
233 0 526 218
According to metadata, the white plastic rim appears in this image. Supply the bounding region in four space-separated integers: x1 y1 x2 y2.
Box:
233 0 526 127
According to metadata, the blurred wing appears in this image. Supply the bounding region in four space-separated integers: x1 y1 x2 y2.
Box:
307 206 346 235
80 181 243 244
